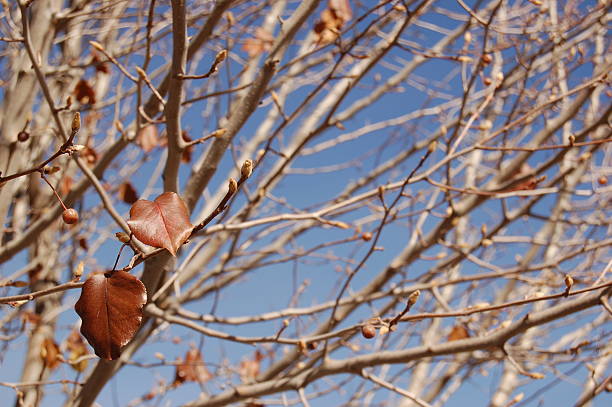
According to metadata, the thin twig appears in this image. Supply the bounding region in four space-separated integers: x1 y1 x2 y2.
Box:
89 41 138 82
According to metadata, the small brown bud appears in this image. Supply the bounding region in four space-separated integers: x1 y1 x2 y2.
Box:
212 128 227 138
568 134 575 146
564 275 574 291
481 54 492 64
306 341 318 350
408 290 420 306
597 176 607 185
215 49 227 64
483 77 492 86
377 186 385 201
67 144 86 154
361 324 376 339
241 159 253 179
89 41 104 52
62 208 79 225
428 140 437 153
72 112 81 133
228 178 238 194
361 232 372 241
43 166 61 175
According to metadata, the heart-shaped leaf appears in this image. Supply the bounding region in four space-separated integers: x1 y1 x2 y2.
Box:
127 192 192 256
75 271 147 360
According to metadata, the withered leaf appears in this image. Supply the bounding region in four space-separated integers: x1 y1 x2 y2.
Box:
65 329 90 372
41 337 62 370
65 329 89 372
75 271 147 360
82 146 98 167
91 53 110 74
118 182 139 204
239 350 264 382
22 311 41 326
313 0 352 44
60 175 73 197
127 192 193 256
329 0 352 23
137 125 159 153
242 28 274 57
173 348 212 386
78 236 88 251
447 325 470 342
74 79 96 104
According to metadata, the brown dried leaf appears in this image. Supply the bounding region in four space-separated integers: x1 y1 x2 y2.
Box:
118 182 139 204
137 125 160 153
82 146 98 167
41 337 62 370
506 175 546 193
78 236 88 250
22 311 41 326
242 28 274 57
75 271 147 360
173 348 212 386
1 280 28 287
127 192 193 256
239 350 264 382
60 176 73 197
329 0 352 23
91 53 109 74
447 325 470 342
74 79 96 104
313 0 352 44
28 263 43 285
65 329 89 372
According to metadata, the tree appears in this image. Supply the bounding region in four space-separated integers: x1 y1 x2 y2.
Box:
0 0 610 406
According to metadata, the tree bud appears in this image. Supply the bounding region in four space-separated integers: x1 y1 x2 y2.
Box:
241 159 253 179
72 112 81 133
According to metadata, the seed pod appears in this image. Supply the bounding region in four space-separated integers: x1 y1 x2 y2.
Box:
17 131 30 142
361 232 372 241
62 208 79 225
361 324 376 339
